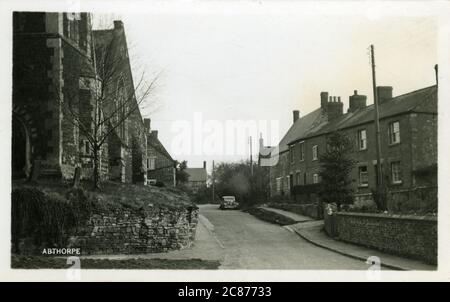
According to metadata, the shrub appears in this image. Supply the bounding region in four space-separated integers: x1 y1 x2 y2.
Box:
11 187 94 254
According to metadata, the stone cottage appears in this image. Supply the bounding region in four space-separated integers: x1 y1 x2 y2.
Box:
184 162 208 193
145 118 176 187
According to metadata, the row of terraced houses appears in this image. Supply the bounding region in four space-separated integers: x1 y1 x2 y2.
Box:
12 12 176 186
262 75 437 210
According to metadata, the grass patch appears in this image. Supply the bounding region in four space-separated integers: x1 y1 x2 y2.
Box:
12 179 195 210
11 255 220 269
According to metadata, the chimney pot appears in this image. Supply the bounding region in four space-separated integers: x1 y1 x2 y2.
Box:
203 161 207 169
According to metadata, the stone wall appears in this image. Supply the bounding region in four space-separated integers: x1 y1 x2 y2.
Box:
69 205 198 254
334 212 437 264
247 207 298 226
268 203 322 219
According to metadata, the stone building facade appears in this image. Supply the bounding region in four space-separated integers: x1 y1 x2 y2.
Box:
145 119 176 187
12 12 147 184
184 162 208 193
93 20 147 184
266 81 437 208
13 12 102 179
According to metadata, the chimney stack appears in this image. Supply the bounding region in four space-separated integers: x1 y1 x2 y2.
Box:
435 64 438 85
203 161 207 169
144 118 151 133
114 20 124 30
293 110 300 123
326 95 343 120
320 92 329 110
377 86 393 104
348 90 367 113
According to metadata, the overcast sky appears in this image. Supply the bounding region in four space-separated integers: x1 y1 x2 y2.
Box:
93 3 438 173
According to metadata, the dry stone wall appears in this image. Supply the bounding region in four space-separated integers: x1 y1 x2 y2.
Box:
69 206 198 254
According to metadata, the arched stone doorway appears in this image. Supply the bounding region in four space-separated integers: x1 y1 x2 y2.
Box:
12 115 31 179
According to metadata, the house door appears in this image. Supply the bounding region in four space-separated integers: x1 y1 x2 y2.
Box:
289 174 294 190
12 116 30 179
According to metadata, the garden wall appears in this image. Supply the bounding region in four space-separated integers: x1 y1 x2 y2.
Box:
68 206 198 254
268 203 322 219
334 212 437 264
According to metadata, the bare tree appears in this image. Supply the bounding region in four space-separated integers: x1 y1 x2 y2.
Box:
61 17 159 189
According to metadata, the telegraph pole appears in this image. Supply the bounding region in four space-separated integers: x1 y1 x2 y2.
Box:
249 136 254 176
212 160 215 203
370 45 384 198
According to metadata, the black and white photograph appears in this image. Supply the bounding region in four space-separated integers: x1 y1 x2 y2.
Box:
1 0 449 282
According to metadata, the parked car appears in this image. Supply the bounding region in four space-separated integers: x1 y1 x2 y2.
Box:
219 196 239 210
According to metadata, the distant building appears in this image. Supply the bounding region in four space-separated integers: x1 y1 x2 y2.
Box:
264 80 437 208
184 162 208 193
145 118 176 187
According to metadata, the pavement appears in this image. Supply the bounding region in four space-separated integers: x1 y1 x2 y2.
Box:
261 207 436 271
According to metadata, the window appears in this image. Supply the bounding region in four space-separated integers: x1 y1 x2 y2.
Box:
148 157 156 170
299 142 305 161
287 175 291 190
312 145 318 161
84 140 90 155
289 145 295 163
313 173 319 184
296 172 301 185
276 178 282 193
65 13 80 43
358 129 367 150
391 161 402 184
389 121 400 144
358 166 369 187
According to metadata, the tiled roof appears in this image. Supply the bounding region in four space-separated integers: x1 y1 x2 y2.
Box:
147 133 174 161
288 85 437 146
276 108 326 153
184 168 207 182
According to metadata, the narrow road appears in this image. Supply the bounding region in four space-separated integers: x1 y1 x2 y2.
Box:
199 204 372 269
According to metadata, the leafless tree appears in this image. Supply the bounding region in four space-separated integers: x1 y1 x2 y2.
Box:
60 17 159 189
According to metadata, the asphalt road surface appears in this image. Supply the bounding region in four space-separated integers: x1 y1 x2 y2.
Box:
199 204 373 270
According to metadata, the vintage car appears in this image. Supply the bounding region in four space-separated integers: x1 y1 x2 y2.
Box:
219 196 239 210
